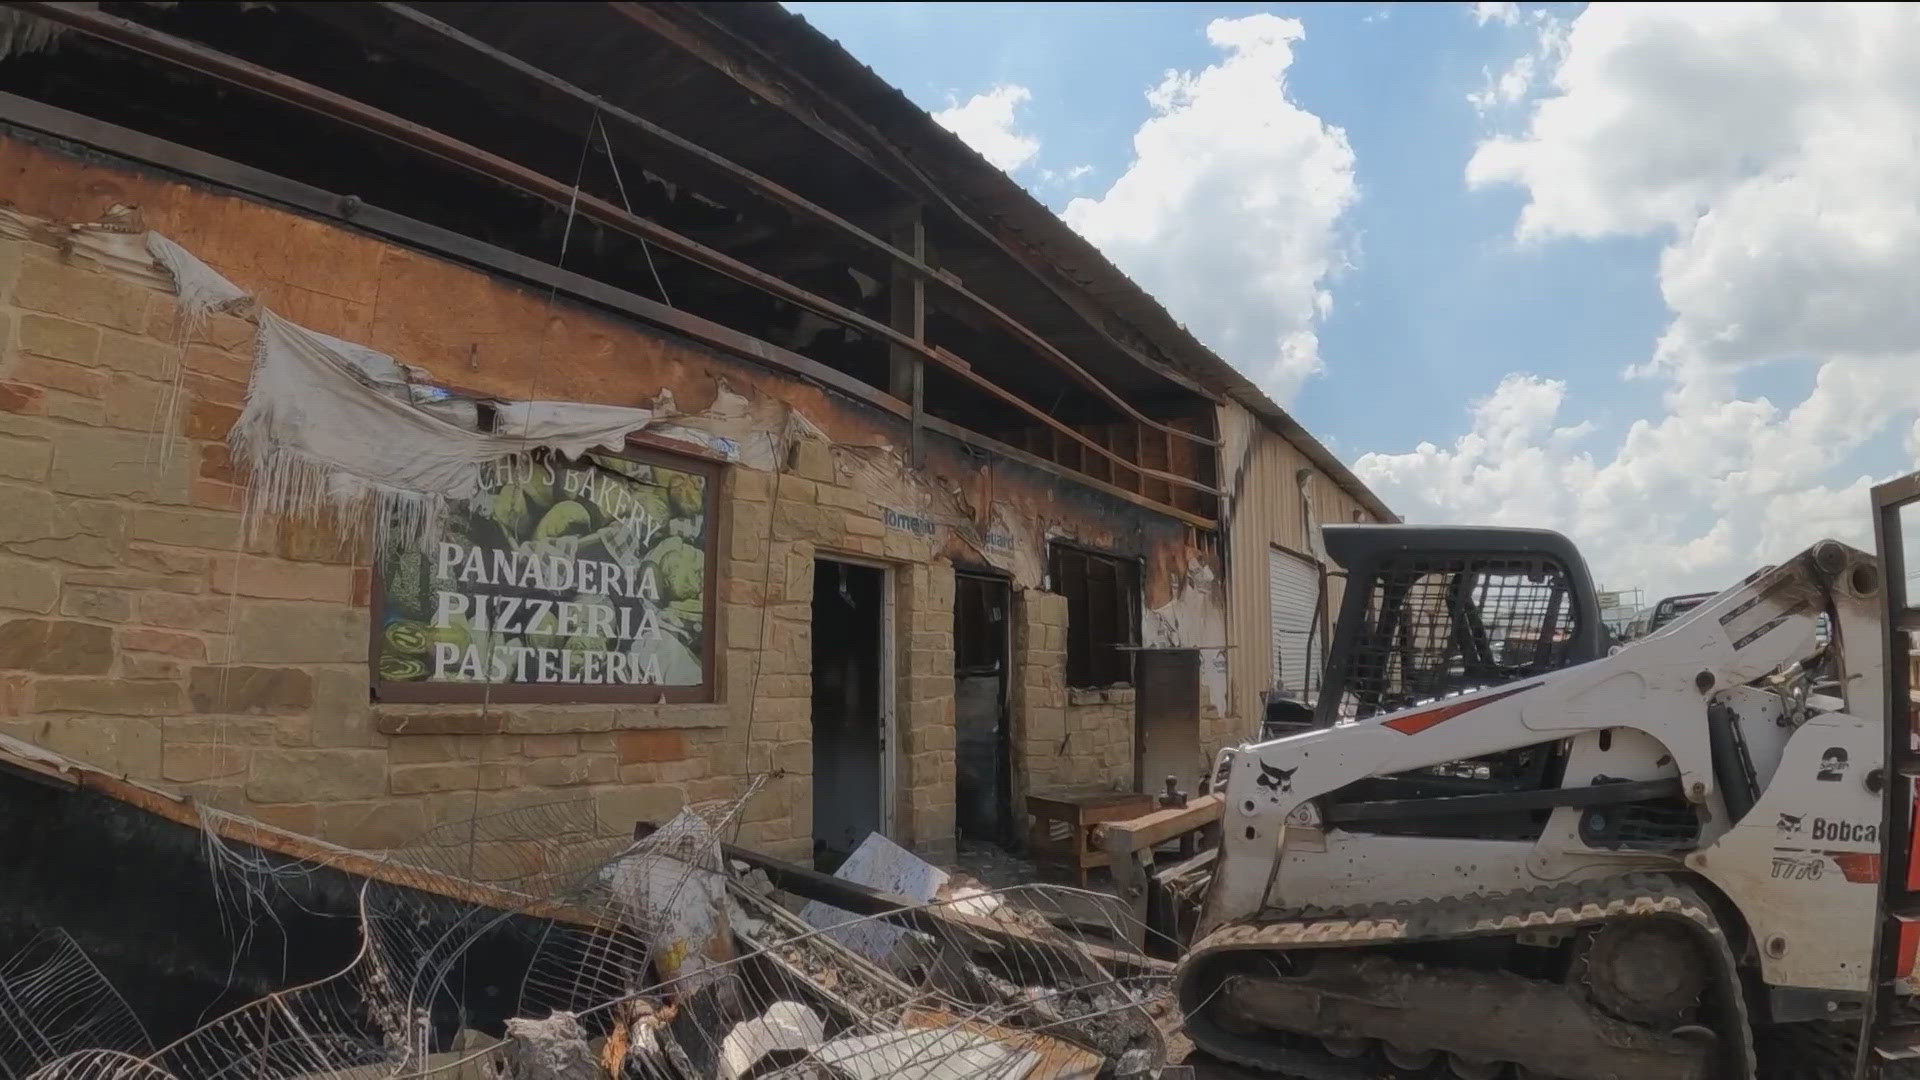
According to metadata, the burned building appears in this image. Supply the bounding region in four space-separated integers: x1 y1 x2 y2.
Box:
0 0 1388 885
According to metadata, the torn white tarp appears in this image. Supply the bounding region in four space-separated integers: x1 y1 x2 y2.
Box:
232 311 669 547
146 233 250 328
142 232 673 548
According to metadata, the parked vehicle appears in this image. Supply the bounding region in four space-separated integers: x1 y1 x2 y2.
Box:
1179 482 1920 1078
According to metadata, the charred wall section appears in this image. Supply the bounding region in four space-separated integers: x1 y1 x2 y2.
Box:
0 131 1225 870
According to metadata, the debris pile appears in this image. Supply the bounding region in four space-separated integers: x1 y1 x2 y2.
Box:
1 780 1173 1080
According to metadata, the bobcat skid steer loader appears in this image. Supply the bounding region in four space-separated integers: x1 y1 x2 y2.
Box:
1173 473 1920 1079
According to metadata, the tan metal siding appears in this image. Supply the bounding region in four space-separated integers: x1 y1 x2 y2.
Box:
1222 407 1382 740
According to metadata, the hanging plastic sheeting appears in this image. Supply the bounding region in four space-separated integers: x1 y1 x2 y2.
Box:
144 234 250 334
143 232 673 551
233 309 676 550
646 380 802 474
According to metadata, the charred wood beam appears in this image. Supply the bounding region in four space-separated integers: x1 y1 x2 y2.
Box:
326 2 1218 450
888 205 926 465
18 1 1220 501
610 1 1225 411
919 414 1217 531
0 95 1218 531
0 91 909 422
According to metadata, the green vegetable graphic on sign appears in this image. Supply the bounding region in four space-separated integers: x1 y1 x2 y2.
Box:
377 448 712 696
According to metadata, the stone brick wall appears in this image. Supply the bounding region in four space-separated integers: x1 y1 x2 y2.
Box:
0 219 962 867
1061 690 1135 789
1010 591 1135 808
1011 589 1063 813
714 444 957 860
0 133 1227 874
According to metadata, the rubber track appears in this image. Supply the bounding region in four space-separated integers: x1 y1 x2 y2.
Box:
1176 872 1756 1079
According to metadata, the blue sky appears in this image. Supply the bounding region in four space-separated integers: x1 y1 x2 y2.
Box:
785 3 1920 600
785 2 1662 456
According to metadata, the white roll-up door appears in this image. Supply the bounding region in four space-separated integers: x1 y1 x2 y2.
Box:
1269 548 1322 698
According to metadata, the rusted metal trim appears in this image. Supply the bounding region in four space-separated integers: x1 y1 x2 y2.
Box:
18 1 1218 498
0 98 1216 536
0 92 910 424
369 3 1218 449
919 414 1217 532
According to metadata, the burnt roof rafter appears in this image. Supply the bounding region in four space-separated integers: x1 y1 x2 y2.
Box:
12 0 1221 507
292 1 1218 452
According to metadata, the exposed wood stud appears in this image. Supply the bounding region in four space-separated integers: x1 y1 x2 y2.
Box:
888 205 926 466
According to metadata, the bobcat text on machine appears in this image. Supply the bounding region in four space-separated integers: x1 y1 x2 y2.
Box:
1173 473 1920 1079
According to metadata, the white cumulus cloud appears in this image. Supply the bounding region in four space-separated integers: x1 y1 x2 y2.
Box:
1063 14 1357 404
1472 3 1521 27
1361 3 1920 599
933 84 1041 173
1467 8 1569 115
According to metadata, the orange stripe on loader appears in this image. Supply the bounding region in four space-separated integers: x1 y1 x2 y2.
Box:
1383 682 1544 736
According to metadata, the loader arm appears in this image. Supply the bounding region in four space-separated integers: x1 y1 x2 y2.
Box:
1204 546 1839 933
1179 538 1896 1080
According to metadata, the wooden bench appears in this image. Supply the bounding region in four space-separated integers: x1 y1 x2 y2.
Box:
1094 793 1225 949
1025 789 1156 886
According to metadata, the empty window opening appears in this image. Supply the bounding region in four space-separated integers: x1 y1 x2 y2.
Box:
1049 544 1141 690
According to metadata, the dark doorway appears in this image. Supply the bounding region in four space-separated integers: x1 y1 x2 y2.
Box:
953 573 1012 845
811 559 887 870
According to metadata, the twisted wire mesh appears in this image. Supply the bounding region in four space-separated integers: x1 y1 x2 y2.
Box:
1 930 152 1079
17 778 1165 1080
1334 554 1579 724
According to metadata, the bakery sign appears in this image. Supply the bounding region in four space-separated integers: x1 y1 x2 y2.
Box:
374 445 719 703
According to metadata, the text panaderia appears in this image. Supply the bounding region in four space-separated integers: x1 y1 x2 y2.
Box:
428 542 668 684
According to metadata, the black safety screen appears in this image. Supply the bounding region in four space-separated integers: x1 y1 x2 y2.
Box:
1333 555 1578 723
